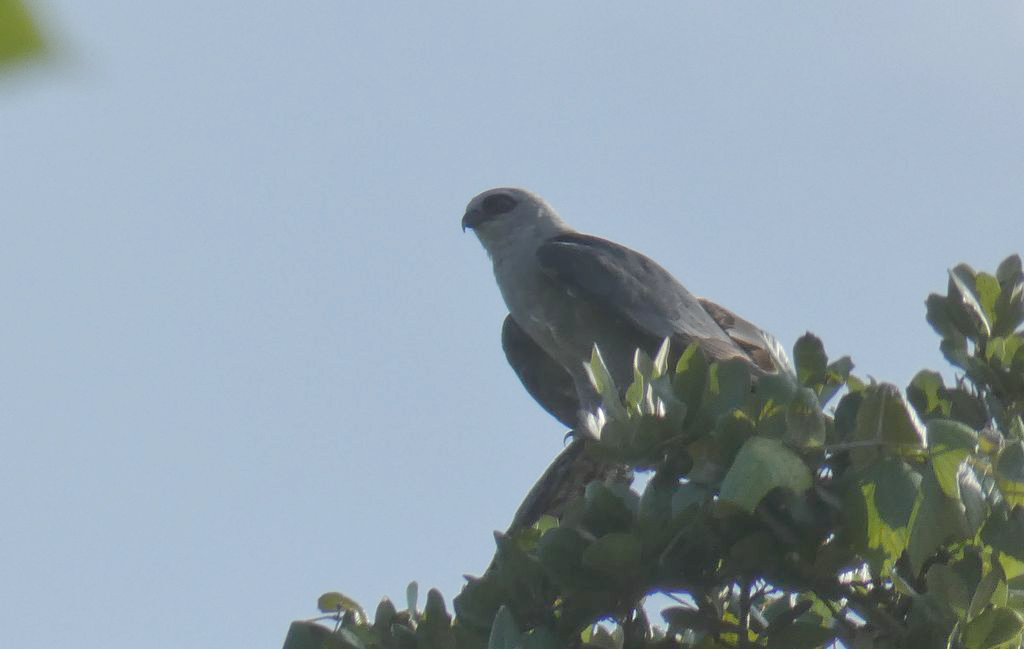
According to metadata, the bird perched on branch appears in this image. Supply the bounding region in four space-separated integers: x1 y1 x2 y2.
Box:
462 187 792 529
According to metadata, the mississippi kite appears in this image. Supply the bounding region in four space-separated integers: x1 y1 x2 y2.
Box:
463 187 792 528
464 187 791 421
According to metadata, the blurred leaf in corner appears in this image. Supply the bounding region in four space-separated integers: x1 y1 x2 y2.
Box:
0 0 44 67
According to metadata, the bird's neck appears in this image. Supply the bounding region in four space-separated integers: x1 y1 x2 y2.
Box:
486 219 570 267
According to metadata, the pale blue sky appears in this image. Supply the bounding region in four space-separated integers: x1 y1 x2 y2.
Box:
1 2 1022 647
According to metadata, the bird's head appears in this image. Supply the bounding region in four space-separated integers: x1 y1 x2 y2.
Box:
462 188 570 256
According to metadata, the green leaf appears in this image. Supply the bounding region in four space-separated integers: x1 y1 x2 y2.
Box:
406 581 418 615
592 416 627 447
649 374 688 428
490 531 548 610
959 463 990 534
994 284 1024 337
317 592 367 623
969 564 1006 621
833 390 863 442
581 532 643 575
982 509 1024 579
624 368 644 413
638 473 675 521
986 336 1024 369
537 526 592 588
850 383 927 469
488 606 521 649
633 348 654 380
631 413 674 454
652 337 671 378
997 254 1023 288
941 335 974 372
821 355 854 405
961 606 1024 649
587 344 615 395
929 419 979 499
416 589 452 646
926 563 971 617
372 598 397 632
907 370 949 419
586 345 626 420
928 418 978 451
583 482 637 535
993 258 1024 336
927 293 961 340
704 358 753 419
714 409 757 465
0 0 44 65
976 272 1002 325
533 514 559 535
755 372 800 407
850 459 921 573
719 437 812 513
871 458 921 528
785 387 827 448
793 333 827 387
950 264 993 338
766 621 836 649
909 469 970 575
672 343 708 411
423 588 449 624
452 573 505 632
996 441 1024 507
946 386 990 429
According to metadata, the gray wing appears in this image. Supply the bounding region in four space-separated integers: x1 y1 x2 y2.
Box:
501 315 579 429
698 298 795 377
536 233 748 363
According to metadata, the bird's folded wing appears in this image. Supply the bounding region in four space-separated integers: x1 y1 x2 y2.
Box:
535 233 746 362
698 298 795 376
501 315 579 429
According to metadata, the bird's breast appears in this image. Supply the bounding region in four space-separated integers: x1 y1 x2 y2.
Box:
494 258 639 389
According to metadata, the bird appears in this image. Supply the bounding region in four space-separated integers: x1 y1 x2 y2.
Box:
462 187 792 529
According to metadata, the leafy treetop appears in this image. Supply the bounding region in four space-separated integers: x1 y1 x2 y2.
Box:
287 254 1024 649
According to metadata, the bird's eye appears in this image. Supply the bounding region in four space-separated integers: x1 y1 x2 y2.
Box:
482 193 517 215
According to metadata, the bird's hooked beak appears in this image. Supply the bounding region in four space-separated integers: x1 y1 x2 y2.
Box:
461 208 487 232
